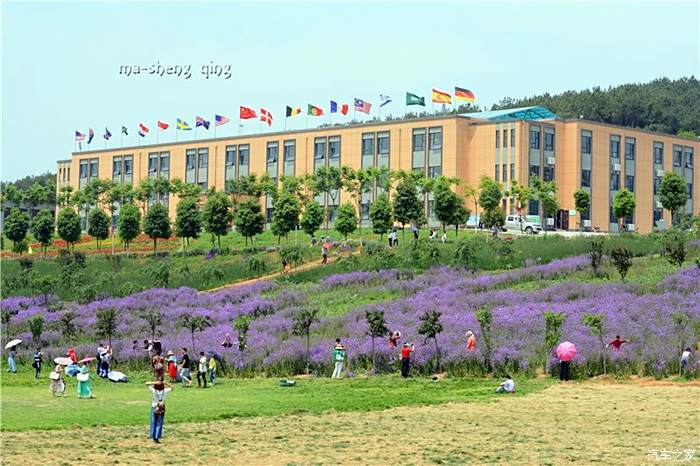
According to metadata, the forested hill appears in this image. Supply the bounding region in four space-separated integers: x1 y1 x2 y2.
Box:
491 77 700 137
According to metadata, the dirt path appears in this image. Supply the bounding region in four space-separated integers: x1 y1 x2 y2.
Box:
3 381 698 465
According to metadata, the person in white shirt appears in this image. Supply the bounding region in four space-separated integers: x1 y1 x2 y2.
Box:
147 381 172 443
681 347 692 373
196 352 208 388
496 374 516 393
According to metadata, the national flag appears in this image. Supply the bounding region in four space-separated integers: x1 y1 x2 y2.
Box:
260 109 272 126
406 92 426 106
103 128 112 140
286 106 302 117
379 95 392 107
196 116 210 130
307 104 323 116
240 106 257 120
455 87 476 102
432 88 452 104
177 118 192 130
75 130 86 141
87 128 94 144
157 120 169 130
354 98 372 114
139 123 150 133
121 126 128 135
330 101 349 115
215 114 230 126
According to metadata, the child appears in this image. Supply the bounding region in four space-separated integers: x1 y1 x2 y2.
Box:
208 354 217 385
496 375 516 393
49 364 66 397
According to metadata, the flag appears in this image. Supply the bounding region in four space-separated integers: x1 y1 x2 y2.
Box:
121 126 128 135
260 109 272 126
138 123 150 137
330 101 349 115
177 118 192 130
196 116 210 130
406 92 426 106
240 106 257 120
157 120 169 130
354 98 372 114
75 130 86 141
87 128 94 144
103 127 112 140
380 95 392 107
215 114 230 126
286 106 302 117
432 88 452 104
307 104 323 116
455 87 476 102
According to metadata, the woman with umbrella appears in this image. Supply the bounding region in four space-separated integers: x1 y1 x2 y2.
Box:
5 339 20 373
77 359 95 399
49 360 67 397
556 341 576 381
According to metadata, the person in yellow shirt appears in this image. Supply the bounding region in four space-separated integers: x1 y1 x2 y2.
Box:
208 355 217 386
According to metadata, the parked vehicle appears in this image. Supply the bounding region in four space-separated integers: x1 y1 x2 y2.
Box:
466 214 483 229
505 215 542 234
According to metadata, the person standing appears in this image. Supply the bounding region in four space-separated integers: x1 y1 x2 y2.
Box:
49 364 66 397
179 348 191 387
412 225 419 241
321 242 329 265
681 347 692 374
559 360 571 381
32 348 43 379
147 381 172 444
152 353 165 381
400 343 414 378
67 348 78 364
441 232 447 243
77 364 93 399
152 338 162 356
331 339 346 379
208 354 217 385
101 346 112 377
606 335 629 351
7 347 17 373
166 351 178 382
196 352 208 388
466 331 477 352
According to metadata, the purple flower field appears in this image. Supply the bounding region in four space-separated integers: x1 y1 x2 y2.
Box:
2 255 699 378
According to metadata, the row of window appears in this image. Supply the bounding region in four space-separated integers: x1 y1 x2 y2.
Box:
58 166 71 182
494 163 516 184
528 127 555 151
495 128 516 149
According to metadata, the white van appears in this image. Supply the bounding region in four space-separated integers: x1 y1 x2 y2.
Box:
505 215 542 234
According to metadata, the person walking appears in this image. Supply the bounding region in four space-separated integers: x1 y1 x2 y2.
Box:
77 364 94 399
179 348 192 387
32 348 43 379
321 241 329 265
196 352 208 388
166 351 178 382
208 354 217 385
466 331 477 352
331 339 346 379
147 381 172 444
49 364 66 397
400 343 415 378
7 347 17 373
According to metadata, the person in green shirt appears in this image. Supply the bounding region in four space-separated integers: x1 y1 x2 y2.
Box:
331 338 346 379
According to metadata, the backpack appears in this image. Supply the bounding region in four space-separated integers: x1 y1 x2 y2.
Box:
154 392 166 415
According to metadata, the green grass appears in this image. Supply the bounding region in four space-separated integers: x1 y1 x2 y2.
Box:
0 370 551 431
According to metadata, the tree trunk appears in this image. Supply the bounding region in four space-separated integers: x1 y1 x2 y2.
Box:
305 333 310 375
191 331 196 355
371 336 376 373
433 336 441 373
153 237 157 252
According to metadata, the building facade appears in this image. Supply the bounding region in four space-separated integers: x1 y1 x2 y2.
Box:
57 107 699 234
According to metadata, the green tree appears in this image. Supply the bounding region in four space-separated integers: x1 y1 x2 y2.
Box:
334 202 358 240
30 274 57 306
365 309 389 372
581 313 607 374
510 181 531 222
659 172 687 225
544 311 565 375
202 190 233 249
58 311 78 339
31 210 54 255
235 199 265 246
143 203 171 252
56 207 82 251
175 197 202 249
25 182 50 219
176 314 213 355
312 166 342 229
573 189 591 233
300 200 324 238
392 176 424 237
418 309 444 373
475 307 494 372
478 176 503 230
134 178 154 216
433 177 462 233
589 238 605 277
271 190 301 243
4 208 29 253
27 315 44 344
661 228 688 267
117 203 141 251
292 307 319 374
454 235 484 271
87 208 110 248
463 184 480 230
95 307 119 348
341 167 373 240
613 188 636 232
369 193 393 239
139 308 163 340
280 244 305 268
530 177 558 236
609 246 633 280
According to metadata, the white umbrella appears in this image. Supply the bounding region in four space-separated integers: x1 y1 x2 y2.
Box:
4 339 22 350
54 357 73 365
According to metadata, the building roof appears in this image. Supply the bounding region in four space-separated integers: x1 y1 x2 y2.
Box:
460 106 559 121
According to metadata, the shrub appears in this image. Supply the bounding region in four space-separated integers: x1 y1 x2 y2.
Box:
661 228 688 267
609 246 633 280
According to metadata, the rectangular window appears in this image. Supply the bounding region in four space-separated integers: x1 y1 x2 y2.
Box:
412 128 426 175
238 145 249 177
314 137 326 171
79 160 88 179
197 148 208 191
377 131 390 168
502 164 507 182
529 165 540 179
625 175 635 192
529 127 540 150
362 133 375 169
510 128 515 147
89 159 98 178
544 131 555 151
610 173 620 191
581 132 592 154
496 129 500 149
428 127 442 178
653 142 663 165
503 129 508 148
123 156 133 182
510 163 515 180
495 164 499 182
148 153 158 174
610 136 621 159
685 148 694 168
159 152 169 174
625 137 636 161
653 177 661 195
688 183 694 199
328 136 341 167
673 146 682 167
112 156 122 178
266 141 279 182
581 169 591 188
543 166 554 182
283 140 295 176
225 145 236 182
186 149 196 170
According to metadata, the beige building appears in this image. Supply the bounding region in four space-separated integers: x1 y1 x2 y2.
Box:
58 106 699 233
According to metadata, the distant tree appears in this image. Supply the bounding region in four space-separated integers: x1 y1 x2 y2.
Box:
31 209 54 255
95 307 119 348
677 130 697 139
581 313 607 374
334 202 358 240
56 208 81 251
475 307 493 371
369 193 393 239
312 166 342 229
139 308 163 340
4 208 30 253
175 197 201 249
613 189 636 232
25 182 50 219
418 309 444 373
117 203 141 251
610 246 633 280
463 184 480 229
589 238 605 277
510 181 532 222
365 309 389 372
234 315 252 353
659 172 687 225
87 208 110 248
27 315 44 344
544 311 565 375
300 200 324 238
433 177 461 233
235 199 265 246
58 311 78 339
177 314 213 355
143 203 171 252
30 274 57 306
661 228 688 267
393 177 424 237
202 190 233 249
573 189 591 233
530 177 558 235
478 176 503 230
341 167 373 241
292 307 319 374
271 190 301 243
134 178 154 216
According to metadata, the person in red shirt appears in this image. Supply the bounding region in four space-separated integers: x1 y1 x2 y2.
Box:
466 331 477 351
66 348 78 364
606 335 629 350
400 343 414 378
388 331 401 348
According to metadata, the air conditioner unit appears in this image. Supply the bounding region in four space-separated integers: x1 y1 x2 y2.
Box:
582 220 592 227
613 163 621 172
655 200 663 209
626 223 635 231
546 218 555 226
655 169 664 177
546 157 556 165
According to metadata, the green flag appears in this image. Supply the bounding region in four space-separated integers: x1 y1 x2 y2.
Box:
406 92 426 106
121 126 128 135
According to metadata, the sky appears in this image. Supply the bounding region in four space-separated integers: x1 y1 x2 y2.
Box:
1 1 699 181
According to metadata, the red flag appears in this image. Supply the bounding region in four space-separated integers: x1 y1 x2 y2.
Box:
260 108 273 127
240 106 257 120
157 121 169 130
139 123 150 133
341 104 349 115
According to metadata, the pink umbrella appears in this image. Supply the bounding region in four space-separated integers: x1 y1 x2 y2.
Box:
556 341 577 362
78 357 96 364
